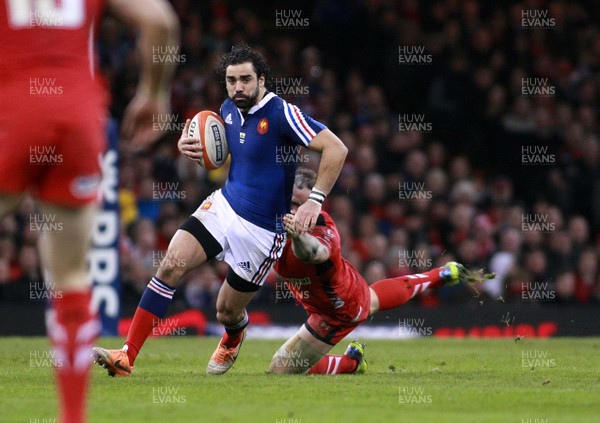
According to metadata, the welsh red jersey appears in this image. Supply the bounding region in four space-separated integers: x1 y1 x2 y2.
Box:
0 0 109 206
274 211 371 321
0 0 108 110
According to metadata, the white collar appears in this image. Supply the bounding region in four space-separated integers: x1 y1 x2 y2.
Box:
245 92 276 115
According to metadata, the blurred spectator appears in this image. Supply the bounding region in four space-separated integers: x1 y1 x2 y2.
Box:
574 248 598 303
485 226 522 299
555 271 576 303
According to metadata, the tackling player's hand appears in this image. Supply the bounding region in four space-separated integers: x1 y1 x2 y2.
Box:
121 93 170 148
177 119 204 162
293 200 321 234
283 213 301 238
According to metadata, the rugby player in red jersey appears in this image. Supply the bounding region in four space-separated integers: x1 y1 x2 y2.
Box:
0 1 179 421
269 168 492 374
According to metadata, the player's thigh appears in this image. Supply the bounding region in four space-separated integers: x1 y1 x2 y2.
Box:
155 228 211 285
37 110 105 207
369 287 379 315
37 202 97 290
305 311 364 346
224 216 285 289
269 327 333 374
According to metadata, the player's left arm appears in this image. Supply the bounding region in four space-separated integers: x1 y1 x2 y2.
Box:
107 0 180 147
294 129 348 231
283 214 329 264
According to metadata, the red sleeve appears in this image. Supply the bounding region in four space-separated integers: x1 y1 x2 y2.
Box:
309 214 341 260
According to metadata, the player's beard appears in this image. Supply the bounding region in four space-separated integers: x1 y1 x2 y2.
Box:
232 85 260 111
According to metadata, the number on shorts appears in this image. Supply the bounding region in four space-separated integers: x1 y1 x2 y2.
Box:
6 0 85 29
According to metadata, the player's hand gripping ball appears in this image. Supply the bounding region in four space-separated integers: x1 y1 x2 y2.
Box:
187 111 229 169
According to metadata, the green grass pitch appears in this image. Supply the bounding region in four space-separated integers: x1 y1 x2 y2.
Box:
2 337 599 422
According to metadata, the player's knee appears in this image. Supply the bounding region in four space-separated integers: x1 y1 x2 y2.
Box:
267 359 282 374
267 347 311 375
155 254 186 286
215 307 243 325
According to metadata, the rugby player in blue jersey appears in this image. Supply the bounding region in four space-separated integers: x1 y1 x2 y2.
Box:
93 43 348 376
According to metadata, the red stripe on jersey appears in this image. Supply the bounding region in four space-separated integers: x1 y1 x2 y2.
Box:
292 105 316 139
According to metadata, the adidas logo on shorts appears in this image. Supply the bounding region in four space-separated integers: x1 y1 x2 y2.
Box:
237 261 251 273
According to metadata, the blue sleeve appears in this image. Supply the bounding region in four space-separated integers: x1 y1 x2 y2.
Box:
279 100 326 146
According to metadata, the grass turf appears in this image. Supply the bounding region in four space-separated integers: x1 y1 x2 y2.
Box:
1 337 599 423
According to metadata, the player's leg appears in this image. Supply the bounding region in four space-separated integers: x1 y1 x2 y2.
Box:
369 262 467 314
268 326 332 374
206 205 286 375
122 227 214 364
93 220 219 376
94 192 230 376
205 277 258 375
269 285 371 375
29 108 108 423
268 322 366 375
38 202 100 423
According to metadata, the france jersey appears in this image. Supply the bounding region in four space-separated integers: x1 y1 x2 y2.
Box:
220 92 326 233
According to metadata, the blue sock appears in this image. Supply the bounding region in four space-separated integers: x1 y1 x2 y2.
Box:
139 276 176 318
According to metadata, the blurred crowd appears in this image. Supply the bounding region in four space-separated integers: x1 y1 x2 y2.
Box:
1 0 599 312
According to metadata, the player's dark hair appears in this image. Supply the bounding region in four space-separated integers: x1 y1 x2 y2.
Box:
295 167 316 190
217 42 271 84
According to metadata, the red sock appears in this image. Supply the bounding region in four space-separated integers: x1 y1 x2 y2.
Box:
47 291 99 423
125 277 176 365
125 308 161 365
308 355 357 375
222 330 245 348
221 311 249 348
370 268 442 311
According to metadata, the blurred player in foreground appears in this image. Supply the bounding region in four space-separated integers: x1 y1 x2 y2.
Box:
93 43 348 377
269 168 494 375
0 1 179 421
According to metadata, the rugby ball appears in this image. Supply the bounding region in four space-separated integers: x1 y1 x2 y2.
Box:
188 111 229 169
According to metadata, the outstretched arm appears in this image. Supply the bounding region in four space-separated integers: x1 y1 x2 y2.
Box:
293 129 347 232
283 214 329 264
107 0 180 147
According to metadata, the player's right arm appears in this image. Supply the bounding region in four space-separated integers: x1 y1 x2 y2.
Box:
107 0 180 147
283 213 329 264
